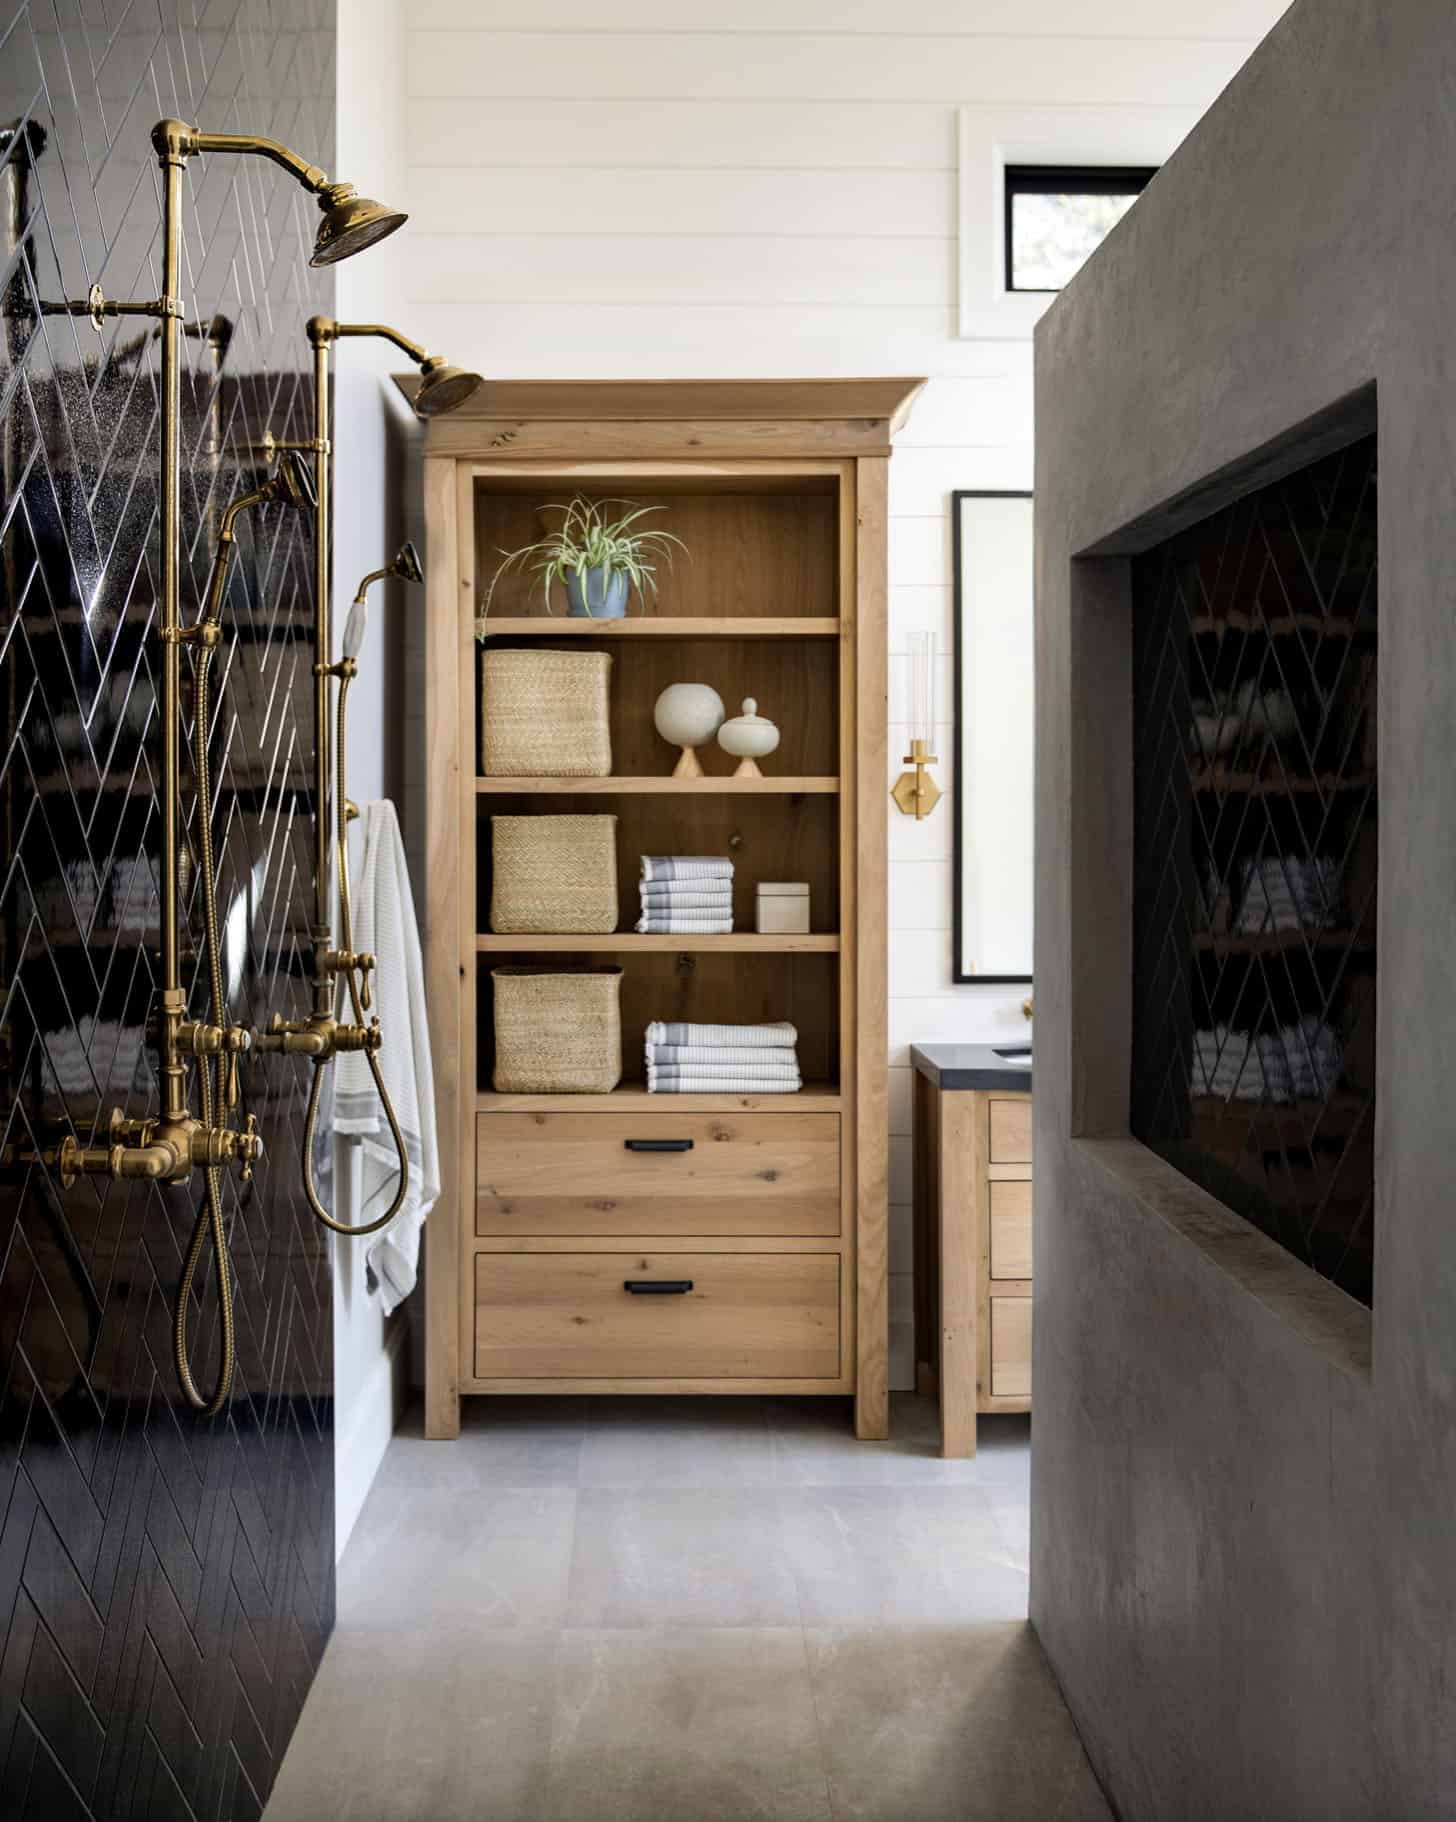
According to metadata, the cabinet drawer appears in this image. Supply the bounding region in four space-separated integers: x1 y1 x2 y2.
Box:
990 1296 1032 1398
474 1253 841 1380
476 1112 840 1238
988 1097 1032 1164
989 1180 1033 1280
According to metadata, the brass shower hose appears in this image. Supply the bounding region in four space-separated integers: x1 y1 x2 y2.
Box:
300 656 410 1235
173 630 235 1415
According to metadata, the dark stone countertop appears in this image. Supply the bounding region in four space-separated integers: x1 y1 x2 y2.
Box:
910 1042 1033 1093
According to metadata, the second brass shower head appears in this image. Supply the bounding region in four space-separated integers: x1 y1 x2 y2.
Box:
414 358 482 417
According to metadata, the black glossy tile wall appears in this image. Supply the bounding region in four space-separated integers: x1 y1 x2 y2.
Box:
0 4 337 1817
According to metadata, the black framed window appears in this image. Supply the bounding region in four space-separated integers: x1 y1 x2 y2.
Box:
1004 164 1157 293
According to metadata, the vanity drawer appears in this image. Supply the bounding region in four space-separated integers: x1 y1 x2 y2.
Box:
990 1296 1032 1398
989 1180 1033 1280
988 1097 1032 1164
473 1253 841 1380
475 1112 840 1238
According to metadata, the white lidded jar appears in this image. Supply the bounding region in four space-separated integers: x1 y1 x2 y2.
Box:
716 698 780 778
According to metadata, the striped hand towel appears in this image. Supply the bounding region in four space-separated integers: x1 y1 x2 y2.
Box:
636 913 734 933
649 1043 802 1066
640 856 734 882
648 1069 802 1094
639 886 734 907
645 1020 798 1049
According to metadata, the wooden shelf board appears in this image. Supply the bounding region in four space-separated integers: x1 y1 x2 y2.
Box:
475 775 839 795
477 933 839 953
476 616 839 638
476 1085 842 1112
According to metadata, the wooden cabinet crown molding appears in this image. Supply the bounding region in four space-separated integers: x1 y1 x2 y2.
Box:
393 376 927 457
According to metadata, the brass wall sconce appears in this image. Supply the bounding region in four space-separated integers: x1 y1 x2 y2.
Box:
892 738 943 820
891 631 943 820
46 118 405 1414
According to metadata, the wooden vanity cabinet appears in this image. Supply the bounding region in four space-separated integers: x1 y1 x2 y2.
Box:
911 1050 1033 1456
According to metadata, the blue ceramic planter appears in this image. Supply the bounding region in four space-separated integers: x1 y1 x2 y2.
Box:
564 566 630 618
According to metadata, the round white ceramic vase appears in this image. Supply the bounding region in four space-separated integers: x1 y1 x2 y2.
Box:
653 682 726 778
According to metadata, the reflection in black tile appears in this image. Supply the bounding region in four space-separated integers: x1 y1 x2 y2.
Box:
0 2 337 1814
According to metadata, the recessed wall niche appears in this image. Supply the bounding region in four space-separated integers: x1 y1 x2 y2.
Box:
1130 433 1378 1305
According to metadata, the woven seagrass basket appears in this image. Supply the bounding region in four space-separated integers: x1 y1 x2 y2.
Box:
479 648 612 777
491 815 618 934
491 966 623 1094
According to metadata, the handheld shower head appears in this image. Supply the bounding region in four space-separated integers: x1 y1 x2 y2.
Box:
413 357 482 417
311 184 407 267
343 543 426 661
273 448 317 511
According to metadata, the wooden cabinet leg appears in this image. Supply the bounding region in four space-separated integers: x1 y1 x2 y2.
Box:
937 1093 978 1458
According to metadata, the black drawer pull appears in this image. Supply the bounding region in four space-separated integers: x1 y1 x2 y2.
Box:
624 1280 694 1295
623 1138 694 1153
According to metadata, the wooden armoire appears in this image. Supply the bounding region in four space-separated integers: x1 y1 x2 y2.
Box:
409 378 922 1442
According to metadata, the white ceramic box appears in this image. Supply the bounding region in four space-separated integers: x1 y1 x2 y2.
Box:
756 881 810 935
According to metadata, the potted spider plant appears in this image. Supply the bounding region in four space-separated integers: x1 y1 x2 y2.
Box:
480 496 686 621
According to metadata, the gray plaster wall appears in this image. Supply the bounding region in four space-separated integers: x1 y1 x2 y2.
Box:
1031 3 1456 1817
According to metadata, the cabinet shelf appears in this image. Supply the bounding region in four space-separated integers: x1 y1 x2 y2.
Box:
475 775 839 796
476 932 839 953
477 616 839 639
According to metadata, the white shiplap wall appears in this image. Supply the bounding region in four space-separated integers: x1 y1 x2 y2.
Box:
386 0 1286 1387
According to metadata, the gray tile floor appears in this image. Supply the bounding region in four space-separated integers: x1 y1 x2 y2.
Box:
265 1395 1110 1822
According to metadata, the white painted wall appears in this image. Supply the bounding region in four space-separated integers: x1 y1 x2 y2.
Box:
381 0 1286 1388
331 0 415 1556
328 3 1286 1439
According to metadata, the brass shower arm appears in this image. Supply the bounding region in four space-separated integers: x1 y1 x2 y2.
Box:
181 127 329 192
310 317 430 364
352 563 400 604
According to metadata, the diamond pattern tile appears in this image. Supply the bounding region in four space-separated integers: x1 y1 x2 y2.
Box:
1131 435 1379 1305
0 4 337 1816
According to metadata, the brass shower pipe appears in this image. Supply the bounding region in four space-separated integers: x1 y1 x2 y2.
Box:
252 319 478 1233
44 119 406 1411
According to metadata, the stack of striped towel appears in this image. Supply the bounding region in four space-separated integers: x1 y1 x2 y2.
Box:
645 1020 802 1094
637 855 734 934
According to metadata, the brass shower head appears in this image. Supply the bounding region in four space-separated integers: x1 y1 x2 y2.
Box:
311 184 408 267
393 541 424 586
413 357 482 417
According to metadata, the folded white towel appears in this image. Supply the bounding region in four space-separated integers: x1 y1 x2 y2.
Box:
641 856 734 882
646 1019 798 1049
648 1058 802 1080
639 886 733 907
648 1071 802 1094
636 914 734 933
649 1043 802 1066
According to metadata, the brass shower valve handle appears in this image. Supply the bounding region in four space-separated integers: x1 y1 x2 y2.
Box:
255 1011 382 1060
321 947 374 980
53 1106 263 1189
333 1019 383 1057
177 1021 252 1059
